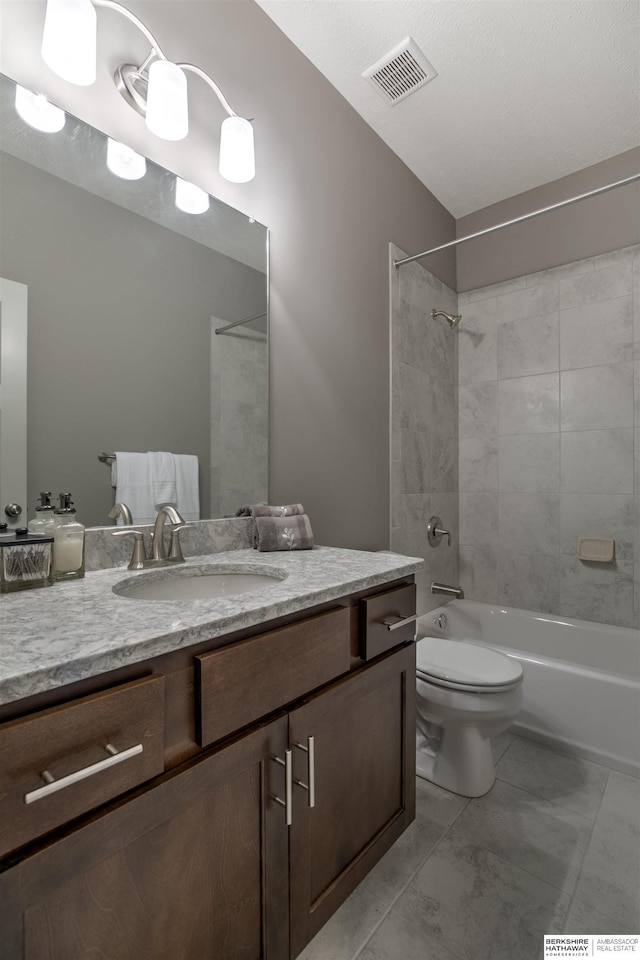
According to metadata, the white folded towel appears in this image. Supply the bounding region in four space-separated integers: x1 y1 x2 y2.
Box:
174 454 200 521
112 452 155 525
149 451 177 508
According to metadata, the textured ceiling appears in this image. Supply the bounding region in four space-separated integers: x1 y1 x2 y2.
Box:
255 0 640 217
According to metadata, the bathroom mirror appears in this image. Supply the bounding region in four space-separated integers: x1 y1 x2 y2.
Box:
0 73 268 527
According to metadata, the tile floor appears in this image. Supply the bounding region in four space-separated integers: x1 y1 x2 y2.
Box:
298 734 640 960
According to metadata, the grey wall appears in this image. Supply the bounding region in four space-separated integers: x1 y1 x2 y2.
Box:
0 152 265 525
456 149 640 292
458 244 639 630
390 246 459 614
0 0 456 550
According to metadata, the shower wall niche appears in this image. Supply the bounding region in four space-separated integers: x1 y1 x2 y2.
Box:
390 244 459 614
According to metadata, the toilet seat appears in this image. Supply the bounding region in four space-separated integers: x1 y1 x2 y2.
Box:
416 636 523 693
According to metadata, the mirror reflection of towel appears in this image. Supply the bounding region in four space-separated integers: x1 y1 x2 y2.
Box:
149 451 176 508
112 452 155 524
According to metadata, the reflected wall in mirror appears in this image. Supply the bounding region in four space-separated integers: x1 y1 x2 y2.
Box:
0 74 268 528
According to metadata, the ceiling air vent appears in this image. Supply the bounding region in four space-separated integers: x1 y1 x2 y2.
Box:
362 37 437 105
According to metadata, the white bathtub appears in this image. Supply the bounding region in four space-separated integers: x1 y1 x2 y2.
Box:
417 600 640 777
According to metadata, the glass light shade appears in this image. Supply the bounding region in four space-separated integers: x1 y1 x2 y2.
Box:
175 178 210 214
107 138 147 180
41 0 97 86
15 85 65 133
145 60 188 141
219 116 255 183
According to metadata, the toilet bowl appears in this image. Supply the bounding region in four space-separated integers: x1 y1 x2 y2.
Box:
415 635 523 797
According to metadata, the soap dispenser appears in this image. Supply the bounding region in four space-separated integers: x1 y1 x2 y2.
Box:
52 493 85 581
28 491 56 534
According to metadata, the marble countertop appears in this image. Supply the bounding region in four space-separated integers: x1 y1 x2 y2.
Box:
0 546 423 706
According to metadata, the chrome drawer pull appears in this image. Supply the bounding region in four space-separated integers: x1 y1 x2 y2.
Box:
293 736 315 808
24 742 144 805
270 749 293 826
380 613 418 631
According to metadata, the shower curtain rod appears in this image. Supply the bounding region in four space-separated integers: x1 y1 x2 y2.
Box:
393 172 640 269
214 311 267 335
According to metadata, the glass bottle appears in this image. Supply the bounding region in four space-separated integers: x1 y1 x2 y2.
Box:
52 492 85 581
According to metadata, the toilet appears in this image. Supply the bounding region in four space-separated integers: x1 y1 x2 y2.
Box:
415 635 523 797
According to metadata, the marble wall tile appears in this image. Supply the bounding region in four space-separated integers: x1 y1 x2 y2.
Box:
558 261 633 310
497 552 561 612
498 493 560 556
497 312 559 379
559 494 635 563
558 557 635 627
431 434 458 493
560 429 634 494
498 434 560 492
498 373 560 435
497 282 559 323
525 256 595 288
560 362 634 432
559 296 634 369
459 492 498 548
458 275 526 305
458 381 497 440
396 430 432 495
459 544 497 602
459 438 498 492
458 321 498 384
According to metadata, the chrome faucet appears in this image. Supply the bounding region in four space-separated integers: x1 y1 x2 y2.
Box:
110 506 190 570
151 506 188 561
109 502 133 525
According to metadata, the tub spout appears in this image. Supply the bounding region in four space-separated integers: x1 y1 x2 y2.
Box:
431 581 464 599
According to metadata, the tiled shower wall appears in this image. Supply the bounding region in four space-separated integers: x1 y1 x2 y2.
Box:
458 244 639 629
210 324 268 518
390 245 459 614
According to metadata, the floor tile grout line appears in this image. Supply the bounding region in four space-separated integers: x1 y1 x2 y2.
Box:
351 784 473 960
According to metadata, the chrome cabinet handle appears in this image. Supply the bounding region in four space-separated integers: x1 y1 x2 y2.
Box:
24 742 143 805
293 736 315 808
271 749 293 825
380 613 418 631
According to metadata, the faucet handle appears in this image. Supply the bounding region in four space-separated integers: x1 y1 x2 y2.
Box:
110 529 147 569
167 523 192 562
427 516 451 547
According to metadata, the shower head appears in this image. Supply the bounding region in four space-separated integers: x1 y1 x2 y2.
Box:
431 309 462 329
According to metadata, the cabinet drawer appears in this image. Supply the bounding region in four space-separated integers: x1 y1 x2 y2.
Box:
0 674 165 858
359 582 417 659
196 606 351 747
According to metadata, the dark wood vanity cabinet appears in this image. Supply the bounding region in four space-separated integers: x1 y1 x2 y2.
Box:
0 580 416 960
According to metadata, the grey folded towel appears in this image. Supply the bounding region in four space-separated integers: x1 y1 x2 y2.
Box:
254 514 314 552
250 504 306 546
251 503 305 517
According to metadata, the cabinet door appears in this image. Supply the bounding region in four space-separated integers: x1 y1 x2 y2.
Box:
288 643 416 957
0 716 290 960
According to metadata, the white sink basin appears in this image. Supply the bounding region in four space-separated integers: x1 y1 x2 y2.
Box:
113 564 286 602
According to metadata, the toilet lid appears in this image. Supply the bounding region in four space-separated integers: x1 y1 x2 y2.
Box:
416 636 523 687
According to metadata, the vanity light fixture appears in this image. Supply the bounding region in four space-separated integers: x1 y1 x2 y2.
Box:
40 0 256 182
175 177 210 215
106 137 146 180
14 84 66 133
